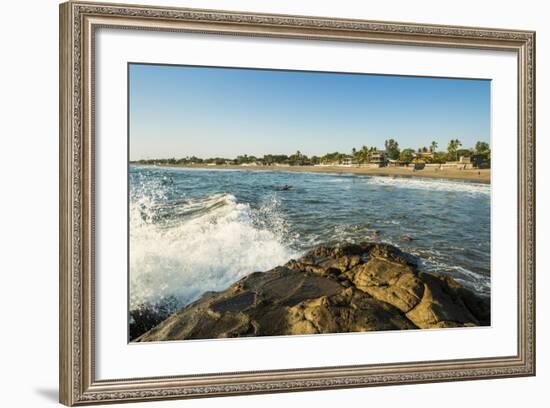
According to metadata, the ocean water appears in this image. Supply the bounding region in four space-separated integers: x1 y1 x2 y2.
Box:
129 165 491 313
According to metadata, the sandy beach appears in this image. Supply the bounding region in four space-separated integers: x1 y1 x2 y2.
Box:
144 164 491 184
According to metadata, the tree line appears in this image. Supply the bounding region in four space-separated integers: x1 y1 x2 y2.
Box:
132 139 491 166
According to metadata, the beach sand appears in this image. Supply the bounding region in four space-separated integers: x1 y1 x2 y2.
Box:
148 164 491 184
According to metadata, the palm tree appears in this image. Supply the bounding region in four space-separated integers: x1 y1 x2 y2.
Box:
430 141 438 153
455 139 462 160
359 145 369 163
447 139 462 161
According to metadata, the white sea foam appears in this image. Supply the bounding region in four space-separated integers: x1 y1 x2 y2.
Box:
129 192 299 310
366 176 490 196
414 251 491 295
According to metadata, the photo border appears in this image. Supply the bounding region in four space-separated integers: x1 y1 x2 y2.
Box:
59 1 535 405
126 61 493 343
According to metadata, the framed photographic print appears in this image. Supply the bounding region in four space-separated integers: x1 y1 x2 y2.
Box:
59 1 536 405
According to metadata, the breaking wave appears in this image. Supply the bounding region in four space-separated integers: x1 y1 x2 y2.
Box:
366 176 490 196
130 186 299 311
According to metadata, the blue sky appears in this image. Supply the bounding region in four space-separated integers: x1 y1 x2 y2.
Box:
129 63 490 160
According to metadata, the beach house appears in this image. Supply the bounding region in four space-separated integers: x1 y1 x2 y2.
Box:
370 150 386 167
412 151 434 160
470 154 490 169
340 156 356 166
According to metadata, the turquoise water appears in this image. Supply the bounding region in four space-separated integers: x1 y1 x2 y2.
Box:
129 165 490 311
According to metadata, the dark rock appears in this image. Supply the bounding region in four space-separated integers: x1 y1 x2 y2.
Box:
134 242 490 342
287 287 417 334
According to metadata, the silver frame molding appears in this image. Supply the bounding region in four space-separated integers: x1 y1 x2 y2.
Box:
59 1 536 405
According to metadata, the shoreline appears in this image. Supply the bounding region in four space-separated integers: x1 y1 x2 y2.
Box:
133 163 491 184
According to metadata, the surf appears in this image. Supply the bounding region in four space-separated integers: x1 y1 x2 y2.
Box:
129 188 299 312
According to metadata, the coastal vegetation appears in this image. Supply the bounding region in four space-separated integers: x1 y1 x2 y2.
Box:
131 138 491 167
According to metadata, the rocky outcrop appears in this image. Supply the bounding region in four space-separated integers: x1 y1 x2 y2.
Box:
134 243 490 342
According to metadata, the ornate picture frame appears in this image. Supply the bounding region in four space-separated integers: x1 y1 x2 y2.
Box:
59 1 535 405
